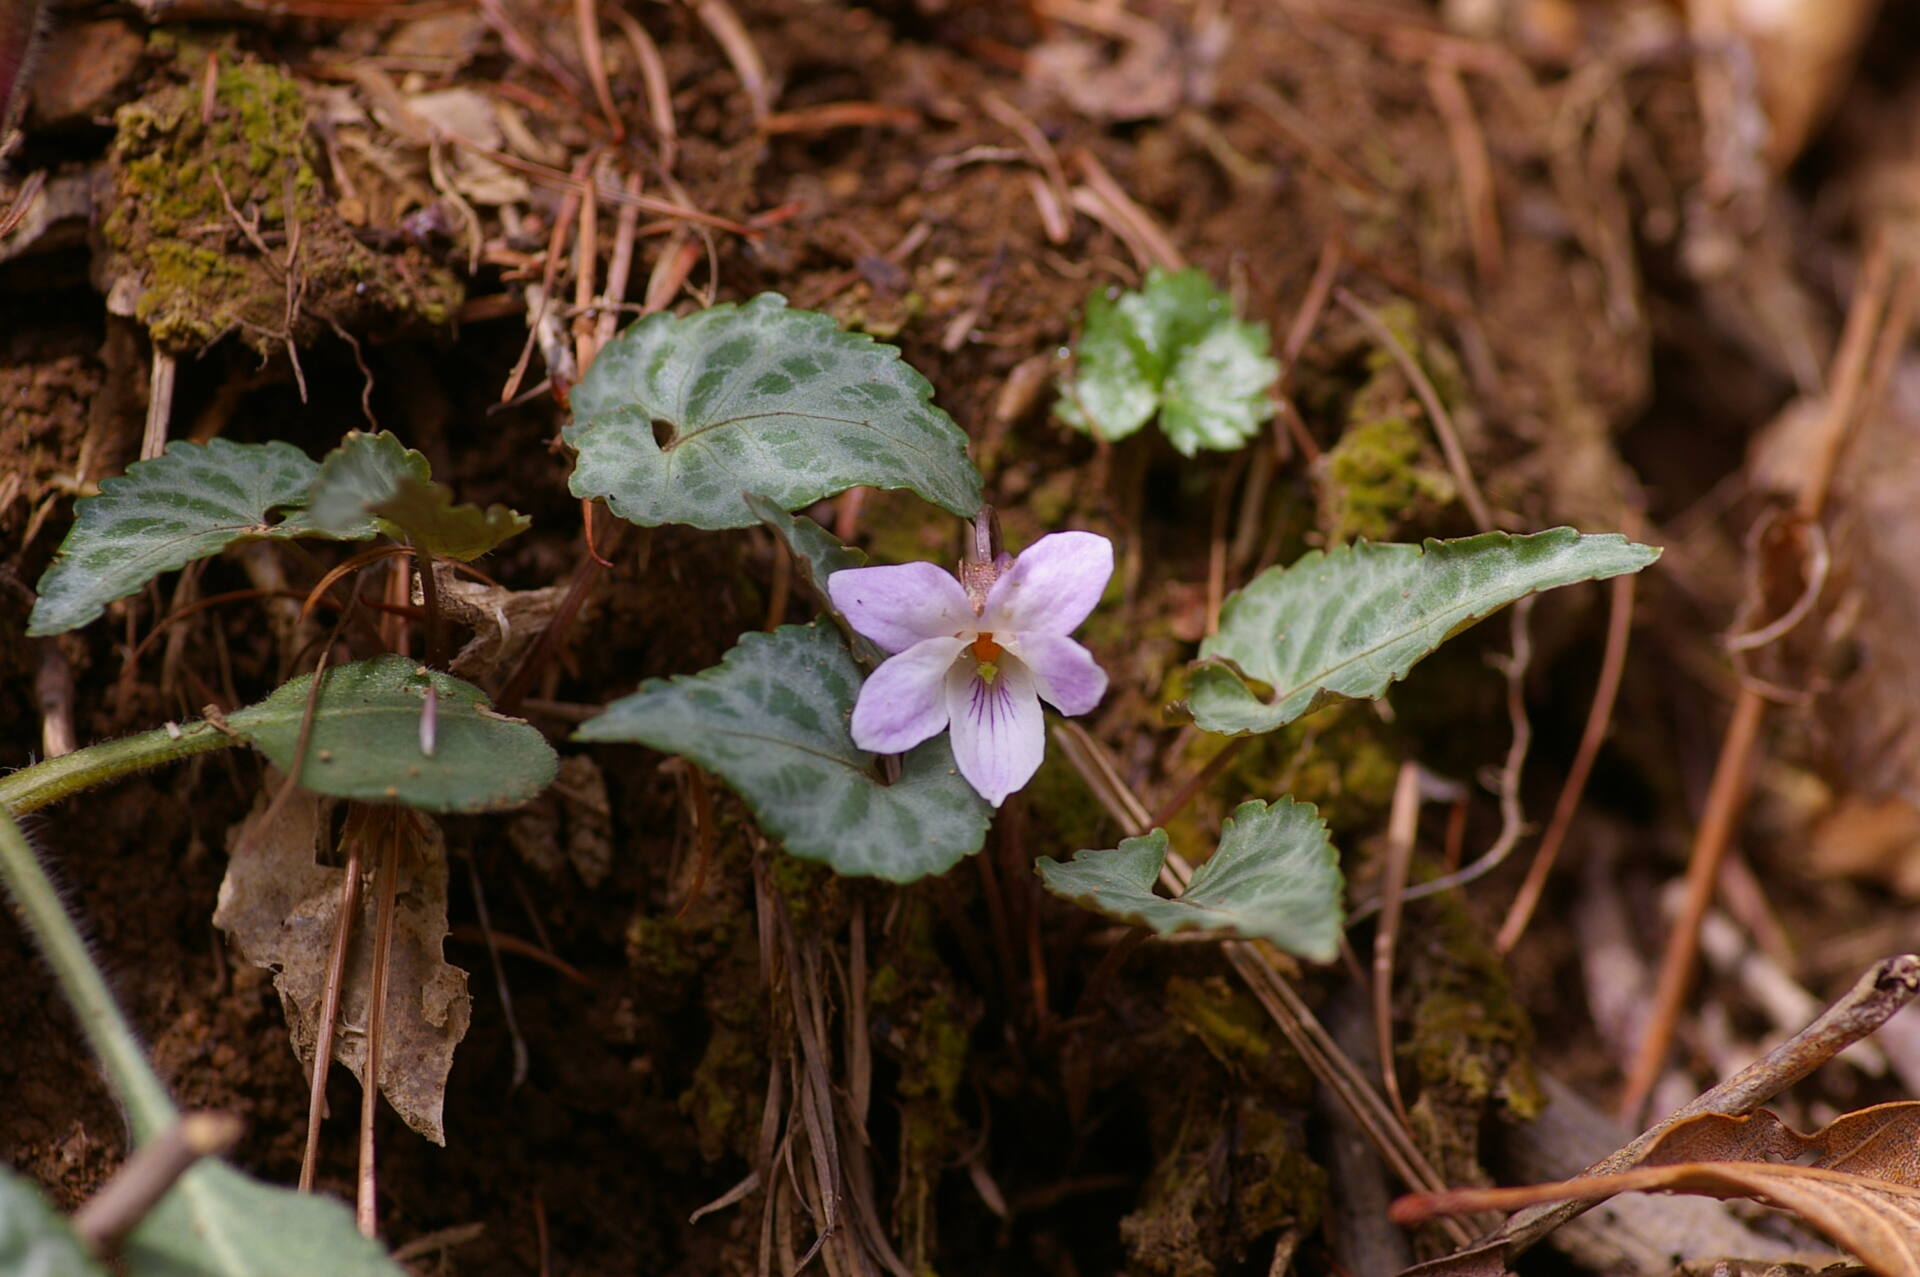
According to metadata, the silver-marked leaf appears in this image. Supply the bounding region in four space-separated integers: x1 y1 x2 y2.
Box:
1189 529 1661 736
127 1161 400 1277
577 623 990 881
1161 317 1279 455
566 293 984 529
1053 286 1159 443
1055 268 1277 453
0 1162 103 1277
296 430 430 541
746 494 883 666
28 439 344 636
228 655 556 812
1036 799 1343 961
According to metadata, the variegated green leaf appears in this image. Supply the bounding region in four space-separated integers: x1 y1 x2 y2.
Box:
228 655 555 812
567 294 983 530
1189 529 1661 736
577 623 990 881
1056 268 1277 455
1036 799 1343 961
28 439 350 636
746 494 883 666
299 431 526 560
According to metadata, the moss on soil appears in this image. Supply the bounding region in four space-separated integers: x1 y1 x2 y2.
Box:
104 53 460 355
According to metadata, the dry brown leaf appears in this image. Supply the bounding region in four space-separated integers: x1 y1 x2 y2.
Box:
430 570 570 683
507 754 612 887
214 784 471 1145
1395 1103 1920 1277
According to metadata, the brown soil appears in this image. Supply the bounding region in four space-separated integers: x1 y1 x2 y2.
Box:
6 0 1918 1273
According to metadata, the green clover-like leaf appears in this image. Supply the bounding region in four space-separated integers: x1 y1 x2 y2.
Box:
0 1162 104 1277
228 655 556 812
28 439 353 636
1036 799 1343 961
567 294 984 530
299 431 526 560
1056 268 1278 455
577 623 990 881
746 493 883 666
1189 528 1661 736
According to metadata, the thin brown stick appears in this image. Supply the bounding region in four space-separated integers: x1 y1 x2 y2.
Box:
1070 147 1185 272
142 352 176 462
608 12 674 172
1281 236 1342 373
300 810 364 1192
1425 54 1502 282
1459 955 1920 1268
1800 238 1896 521
356 810 404 1237
1050 722 1474 1243
1617 686 1765 1121
595 171 644 351
573 0 623 140
1335 286 1495 529
571 162 602 374
1619 241 1900 1121
1149 737 1245 829
1372 763 1422 1126
74 1111 242 1253
695 0 771 124
1498 556 1639 953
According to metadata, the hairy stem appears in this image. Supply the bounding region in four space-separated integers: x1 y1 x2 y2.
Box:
0 806 179 1143
0 720 238 816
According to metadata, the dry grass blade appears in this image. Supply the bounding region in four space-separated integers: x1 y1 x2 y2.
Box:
1395 1102 1920 1277
1619 240 1903 1121
1497 558 1639 953
694 0 772 125
1416 955 1920 1273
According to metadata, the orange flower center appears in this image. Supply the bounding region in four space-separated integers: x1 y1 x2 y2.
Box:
971 633 1002 663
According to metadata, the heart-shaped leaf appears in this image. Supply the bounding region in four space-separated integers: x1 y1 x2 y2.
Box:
299 432 526 560
28 439 353 636
0 1163 104 1276
296 430 431 540
1056 268 1277 455
127 1161 400 1276
228 655 556 812
566 294 984 530
1189 528 1661 736
577 623 990 881
369 476 530 561
1036 798 1343 961
746 494 883 666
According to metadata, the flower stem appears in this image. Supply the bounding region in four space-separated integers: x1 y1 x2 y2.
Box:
0 720 238 817
0 805 180 1143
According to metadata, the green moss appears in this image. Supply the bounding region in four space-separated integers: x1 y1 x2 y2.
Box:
1120 1093 1323 1276
1164 976 1313 1100
867 891 978 1271
1168 700 1399 840
105 54 462 355
1320 415 1456 544
762 846 841 930
1397 879 1543 1187
1315 298 1472 543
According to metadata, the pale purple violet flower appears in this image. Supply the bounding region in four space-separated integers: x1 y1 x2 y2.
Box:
828 531 1114 806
